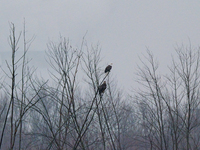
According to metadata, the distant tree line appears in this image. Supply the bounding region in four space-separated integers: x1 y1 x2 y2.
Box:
1 23 200 150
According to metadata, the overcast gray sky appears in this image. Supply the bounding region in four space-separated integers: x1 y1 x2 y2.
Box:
1 1 200 92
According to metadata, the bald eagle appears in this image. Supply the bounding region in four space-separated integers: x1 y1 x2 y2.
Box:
98 81 107 95
105 63 112 73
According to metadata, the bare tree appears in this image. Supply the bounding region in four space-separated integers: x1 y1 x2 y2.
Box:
0 23 48 150
134 46 200 150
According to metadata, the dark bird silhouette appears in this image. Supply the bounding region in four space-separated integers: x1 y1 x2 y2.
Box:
98 81 107 95
105 63 112 73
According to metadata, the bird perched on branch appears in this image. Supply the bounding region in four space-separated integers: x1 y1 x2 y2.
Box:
105 63 112 73
98 81 107 95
